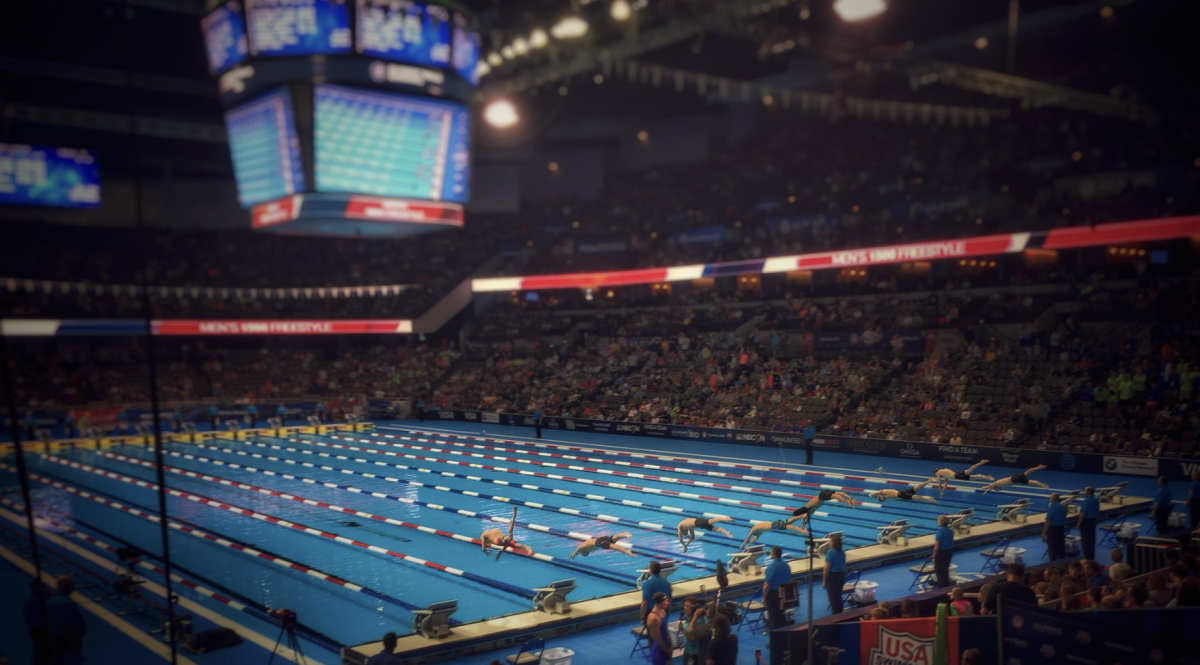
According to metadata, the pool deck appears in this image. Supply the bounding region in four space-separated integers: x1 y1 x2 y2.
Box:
344 492 1149 664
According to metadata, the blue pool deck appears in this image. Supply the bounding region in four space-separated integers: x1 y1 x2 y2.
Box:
0 419 1178 665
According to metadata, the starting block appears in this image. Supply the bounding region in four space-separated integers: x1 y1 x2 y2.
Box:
412 600 457 639
1098 482 1128 505
636 560 678 589
876 520 912 546
944 509 974 535
727 545 766 575
814 531 845 557
997 499 1031 523
532 578 576 615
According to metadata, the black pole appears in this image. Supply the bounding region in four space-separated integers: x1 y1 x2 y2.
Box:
117 4 177 662
0 336 55 645
806 524 816 665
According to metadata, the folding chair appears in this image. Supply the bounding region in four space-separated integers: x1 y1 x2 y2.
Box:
738 589 767 632
630 624 650 660
507 638 546 665
1098 513 1128 549
979 536 1013 574
909 558 934 591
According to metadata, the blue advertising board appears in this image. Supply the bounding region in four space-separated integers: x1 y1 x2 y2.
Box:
201 1 250 74
315 84 470 203
246 0 351 56
0 144 100 209
356 0 451 68
224 87 306 207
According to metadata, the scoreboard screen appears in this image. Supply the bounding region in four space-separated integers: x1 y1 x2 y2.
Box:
201 1 249 74
224 88 306 207
356 0 451 68
451 14 479 86
314 84 470 203
246 0 351 57
0 144 100 209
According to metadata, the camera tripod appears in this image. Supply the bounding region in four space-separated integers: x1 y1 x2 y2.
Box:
268 624 306 665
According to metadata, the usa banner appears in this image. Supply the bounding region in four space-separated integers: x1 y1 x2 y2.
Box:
859 617 957 665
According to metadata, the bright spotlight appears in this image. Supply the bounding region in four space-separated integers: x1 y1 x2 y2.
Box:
974 36 988 50
487 52 503 66
477 61 492 77
513 37 529 55
611 0 632 21
833 0 886 22
530 28 549 48
501 45 516 59
483 100 519 129
551 16 589 39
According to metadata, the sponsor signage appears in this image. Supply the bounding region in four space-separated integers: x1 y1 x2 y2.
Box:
860 618 948 665
1103 456 1159 477
481 412 500 424
153 320 413 335
898 442 921 458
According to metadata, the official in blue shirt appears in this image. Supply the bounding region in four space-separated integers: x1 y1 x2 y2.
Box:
208 404 219 431
172 408 183 432
276 404 288 425
802 423 816 465
315 401 326 423
762 546 792 629
533 407 544 439
63 413 75 439
1042 494 1069 561
1076 486 1101 560
933 515 955 588
416 399 426 422
822 534 847 614
640 560 673 623
1153 476 1172 535
247 404 258 428
1188 470 1200 530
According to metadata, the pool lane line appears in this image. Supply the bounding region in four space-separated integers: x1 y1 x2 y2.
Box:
89 447 642 584
318 432 992 523
35 454 541 600
0 462 432 621
156 437 885 544
0 495 343 655
395 425 1071 498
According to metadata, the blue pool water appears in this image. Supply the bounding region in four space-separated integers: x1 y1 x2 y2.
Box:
1 423 1067 648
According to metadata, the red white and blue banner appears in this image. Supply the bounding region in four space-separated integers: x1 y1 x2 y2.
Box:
0 319 413 337
473 215 1200 292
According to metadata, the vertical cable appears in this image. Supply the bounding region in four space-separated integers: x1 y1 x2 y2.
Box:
117 4 177 662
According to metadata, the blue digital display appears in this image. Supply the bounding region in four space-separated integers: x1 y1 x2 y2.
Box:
201 1 250 74
356 0 451 68
224 88 306 207
452 15 479 86
314 85 470 203
246 0 351 56
0 144 100 209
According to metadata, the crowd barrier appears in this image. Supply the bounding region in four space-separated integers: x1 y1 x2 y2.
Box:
417 409 1199 482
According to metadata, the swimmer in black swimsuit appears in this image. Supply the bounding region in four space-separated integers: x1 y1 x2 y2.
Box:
932 460 995 498
571 531 635 558
480 506 534 559
740 514 807 549
981 465 1049 493
791 489 858 524
677 516 735 552
869 478 939 504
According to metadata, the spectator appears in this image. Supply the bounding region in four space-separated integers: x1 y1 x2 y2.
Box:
949 587 974 616
1108 549 1135 584
365 632 402 665
47 575 86 665
982 563 1037 614
706 614 737 665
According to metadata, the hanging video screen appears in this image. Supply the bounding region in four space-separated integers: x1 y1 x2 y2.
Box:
0 144 100 209
224 87 306 207
201 1 250 74
451 14 480 86
356 0 451 68
246 0 352 56
314 85 470 203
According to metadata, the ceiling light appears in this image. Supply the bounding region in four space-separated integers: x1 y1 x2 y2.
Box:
476 62 491 77
483 100 519 128
974 36 988 50
833 0 886 22
530 29 549 48
551 16 589 39
513 37 529 55
611 0 632 21
501 45 515 59
487 52 503 67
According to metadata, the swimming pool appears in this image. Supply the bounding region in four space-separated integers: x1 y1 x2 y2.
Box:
2 424 1054 649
